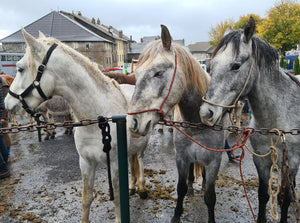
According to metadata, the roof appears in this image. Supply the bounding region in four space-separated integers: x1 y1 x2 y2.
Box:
0 11 111 43
188 42 213 53
128 38 185 55
60 11 129 42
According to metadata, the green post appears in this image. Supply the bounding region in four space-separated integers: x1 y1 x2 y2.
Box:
34 115 42 142
112 114 130 223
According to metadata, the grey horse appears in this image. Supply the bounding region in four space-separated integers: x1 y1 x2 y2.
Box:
200 17 300 223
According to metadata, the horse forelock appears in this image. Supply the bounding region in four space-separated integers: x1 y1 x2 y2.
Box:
137 40 210 97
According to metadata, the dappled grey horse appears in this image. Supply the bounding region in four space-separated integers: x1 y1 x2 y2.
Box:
200 17 300 223
128 25 226 223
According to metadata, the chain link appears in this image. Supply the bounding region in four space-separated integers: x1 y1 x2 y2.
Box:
158 120 300 135
2 118 300 136
0 118 112 134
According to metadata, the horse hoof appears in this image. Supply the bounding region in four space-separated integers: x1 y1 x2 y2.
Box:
50 135 55 139
138 190 148 199
170 216 181 223
129 188 136 196
44 136 49 140
158 128 163 133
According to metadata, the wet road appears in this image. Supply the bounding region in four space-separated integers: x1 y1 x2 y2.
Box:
0 117 299 223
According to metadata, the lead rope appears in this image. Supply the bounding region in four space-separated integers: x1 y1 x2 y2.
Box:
98 116 114 200
127 54 177 118
202 58 254 109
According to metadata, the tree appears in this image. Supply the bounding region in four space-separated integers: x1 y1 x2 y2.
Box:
208 19 235 47
209 14 261 48
233 14 263 31
257 0 300 56
280 56 287 69
294 56 300 75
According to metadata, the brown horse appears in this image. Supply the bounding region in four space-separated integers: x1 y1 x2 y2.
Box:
103 71 136 85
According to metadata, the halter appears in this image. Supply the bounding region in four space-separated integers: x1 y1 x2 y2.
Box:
9 43 58 117
127 53 177 119
202 58 254 109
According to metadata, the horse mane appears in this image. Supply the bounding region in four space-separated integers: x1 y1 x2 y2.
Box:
34 37 129 104
137 40 210 96
212 30 279 69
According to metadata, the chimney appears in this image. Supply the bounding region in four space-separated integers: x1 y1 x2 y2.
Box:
141 38 143 43
91 18 95 24
119 31 123 38
97 18 100 25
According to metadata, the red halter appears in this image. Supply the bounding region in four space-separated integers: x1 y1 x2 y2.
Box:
127 54 177 119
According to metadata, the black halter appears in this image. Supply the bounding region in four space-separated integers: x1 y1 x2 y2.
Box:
9 43 58 117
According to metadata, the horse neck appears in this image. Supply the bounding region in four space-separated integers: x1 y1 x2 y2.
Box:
52 57 128 120
178 87 203 123
248 67 300 128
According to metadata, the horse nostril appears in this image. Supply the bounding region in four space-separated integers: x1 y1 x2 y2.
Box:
145 120 151 134
208 109 214 120
132 118 138 132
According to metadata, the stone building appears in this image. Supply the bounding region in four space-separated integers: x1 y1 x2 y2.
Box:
0 11 117 69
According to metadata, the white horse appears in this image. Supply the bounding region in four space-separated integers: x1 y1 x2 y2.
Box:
5 29 150 223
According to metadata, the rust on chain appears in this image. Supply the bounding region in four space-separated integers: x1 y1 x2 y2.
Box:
0 118 110 134
1 118 300 136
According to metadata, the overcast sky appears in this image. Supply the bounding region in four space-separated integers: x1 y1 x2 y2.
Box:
0 0 296 45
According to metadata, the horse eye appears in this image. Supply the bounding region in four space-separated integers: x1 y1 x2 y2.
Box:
17 67 24 73
154 71 163 77
231 63 241 71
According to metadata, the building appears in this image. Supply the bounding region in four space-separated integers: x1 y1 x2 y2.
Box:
0 11 131 69
187 42 213 61
127 36 185 62
60 11 131 68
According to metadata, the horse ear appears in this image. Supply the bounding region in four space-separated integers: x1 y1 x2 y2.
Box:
243 17 255 43
161 24 172 50
38 31 46 39
22 27 42 53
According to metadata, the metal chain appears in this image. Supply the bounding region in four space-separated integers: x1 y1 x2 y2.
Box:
0 118 112 134
2 118 300 136
158 120 300 136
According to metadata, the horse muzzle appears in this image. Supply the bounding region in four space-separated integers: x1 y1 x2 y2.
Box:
128 114 153 137
199 103 222 126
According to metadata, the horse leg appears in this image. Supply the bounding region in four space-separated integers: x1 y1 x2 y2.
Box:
171 160 189 223
279 170 297 223
204 163 220 223
254 156 271 223
136 152 147 199
80 157 97 223
128 154 138 195
201 166 206 190
64 114 73 135
187 163 194 195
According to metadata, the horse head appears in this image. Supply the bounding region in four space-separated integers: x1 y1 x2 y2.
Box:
5 29 59 115
200 17 258 126
127 25 187 136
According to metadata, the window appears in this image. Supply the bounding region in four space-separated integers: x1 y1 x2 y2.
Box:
1 55 6 61
86 43 91 50
7 55 12 61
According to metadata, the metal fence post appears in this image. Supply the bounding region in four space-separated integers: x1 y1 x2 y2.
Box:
112 114 130 223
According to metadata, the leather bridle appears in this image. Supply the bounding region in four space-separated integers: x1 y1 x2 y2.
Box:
8 43 58 117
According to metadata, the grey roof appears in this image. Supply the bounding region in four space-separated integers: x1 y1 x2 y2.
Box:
188 42 213 53
61 11 129 42
0 11 111 43
128 38 185 55
128 42 148 54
